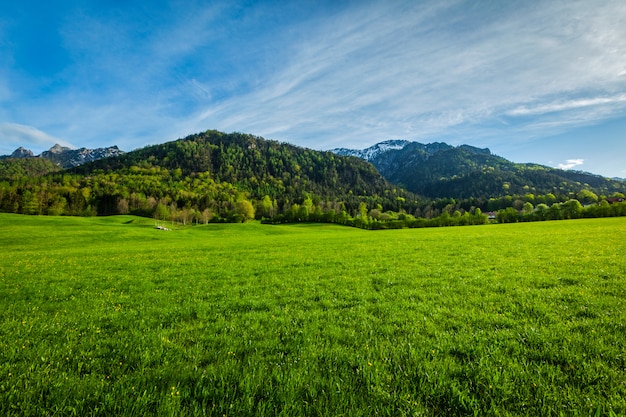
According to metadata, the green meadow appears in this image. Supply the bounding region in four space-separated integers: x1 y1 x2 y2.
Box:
1 214 625 416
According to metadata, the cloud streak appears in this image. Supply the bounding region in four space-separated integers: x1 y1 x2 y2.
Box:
558 159 585 170
191 1 626 149
507 95 626 117
0 123 75 154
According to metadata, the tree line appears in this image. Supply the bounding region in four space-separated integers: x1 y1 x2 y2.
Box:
2 162 624 228
1 130 625 229
0 129 421 224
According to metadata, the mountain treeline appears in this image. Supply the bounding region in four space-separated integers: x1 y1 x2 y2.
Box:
0 158 61 181
0 130 419 223
1 129 625 228
367 142 626 200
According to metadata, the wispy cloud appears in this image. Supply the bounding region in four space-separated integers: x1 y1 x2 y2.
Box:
507 95 626 117
191 1 626 149
2 2 236 151
2 0 626 177
558 159 585 170
0 123 75 154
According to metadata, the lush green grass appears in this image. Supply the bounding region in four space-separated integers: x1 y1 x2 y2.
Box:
1 214 625 416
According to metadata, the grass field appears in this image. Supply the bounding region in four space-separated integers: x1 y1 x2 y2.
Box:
1 214 625 416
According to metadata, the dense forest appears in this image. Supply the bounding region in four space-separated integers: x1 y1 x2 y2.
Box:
0 130 419 223
1 129 625 228
353 141 626 199
0 157 61 181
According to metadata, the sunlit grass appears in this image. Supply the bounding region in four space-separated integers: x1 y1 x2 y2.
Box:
1 214 625 416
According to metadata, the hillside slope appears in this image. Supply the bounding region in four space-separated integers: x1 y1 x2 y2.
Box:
1 130 419 219
0 157 61 181
73 130 417 208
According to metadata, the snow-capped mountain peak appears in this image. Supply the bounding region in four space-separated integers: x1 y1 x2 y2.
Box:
331 140 410 161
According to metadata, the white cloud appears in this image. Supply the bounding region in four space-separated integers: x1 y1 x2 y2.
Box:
0 123 75 154
507 95 626 117
558 159 585 170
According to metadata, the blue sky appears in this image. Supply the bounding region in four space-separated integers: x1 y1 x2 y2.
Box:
1 0 625 178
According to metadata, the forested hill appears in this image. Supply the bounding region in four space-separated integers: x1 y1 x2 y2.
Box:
334 141 626 199
3 130 625 224
0 130 419 220
71 130 416 207
0 157 61 181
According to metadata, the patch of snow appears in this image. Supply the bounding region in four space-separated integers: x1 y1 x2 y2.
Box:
331 140 410 161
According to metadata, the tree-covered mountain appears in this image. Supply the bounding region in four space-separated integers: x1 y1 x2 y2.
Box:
0 130 419 221
2 131 625 226
0 157 61 181
333 141 626 199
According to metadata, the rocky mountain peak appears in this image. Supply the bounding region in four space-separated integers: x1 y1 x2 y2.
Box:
45 144 73 155
10 147 34 158
331 140 410 161
1 144 124 168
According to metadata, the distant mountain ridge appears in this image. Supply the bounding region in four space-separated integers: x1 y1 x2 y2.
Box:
2 130 625 222
3 135 625 205
332 140 624 199
1 144 124 168
332 140 411 161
